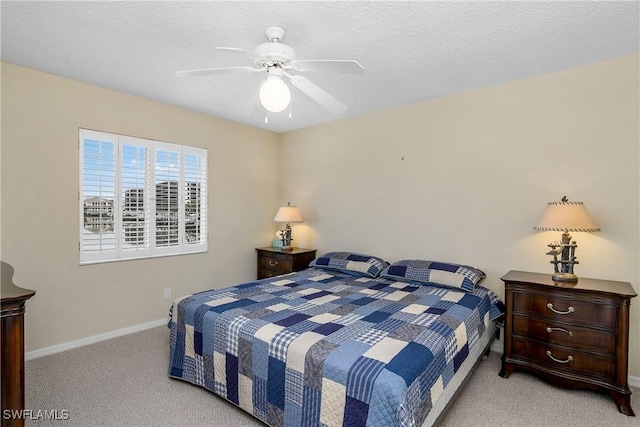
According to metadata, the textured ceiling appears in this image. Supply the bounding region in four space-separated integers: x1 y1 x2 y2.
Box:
2 1 638 133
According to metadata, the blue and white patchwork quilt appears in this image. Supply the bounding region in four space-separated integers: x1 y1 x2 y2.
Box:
168 268 503 427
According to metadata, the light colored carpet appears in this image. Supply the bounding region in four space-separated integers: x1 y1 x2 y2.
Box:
25 326 639 427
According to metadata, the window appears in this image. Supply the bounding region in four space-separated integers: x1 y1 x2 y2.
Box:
79 129 207 264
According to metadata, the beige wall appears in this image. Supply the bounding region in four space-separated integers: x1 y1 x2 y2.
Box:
279 54 640 377
1 62 280 351
0 63 3 263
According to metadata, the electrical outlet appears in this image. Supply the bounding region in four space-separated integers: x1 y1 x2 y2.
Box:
164 288 172 299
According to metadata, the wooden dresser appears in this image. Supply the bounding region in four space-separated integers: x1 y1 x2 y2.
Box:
255 247 316 279
1 262 36 427
499 270 636 416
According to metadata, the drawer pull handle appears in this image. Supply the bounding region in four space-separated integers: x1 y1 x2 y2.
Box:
269 260 279 267
546 326 573 336
546 350 573 364
546 303 574 315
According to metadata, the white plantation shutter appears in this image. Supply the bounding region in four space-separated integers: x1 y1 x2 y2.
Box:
80 129 117 264
79 129 208 264
120 136 152 259
154 143 181 251
184 149 207 252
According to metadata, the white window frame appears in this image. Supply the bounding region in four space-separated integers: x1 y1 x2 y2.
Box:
79 129 208 265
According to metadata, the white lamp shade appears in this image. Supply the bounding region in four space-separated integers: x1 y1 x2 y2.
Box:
259 77 291 113
273 205 303 223
534 201 600 232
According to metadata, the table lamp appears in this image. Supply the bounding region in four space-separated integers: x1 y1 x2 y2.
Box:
273 202 303 251
534 196 600 283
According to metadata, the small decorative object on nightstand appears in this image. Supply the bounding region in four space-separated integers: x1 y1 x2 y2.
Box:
499 270 636 416
273 202 304 251
256 247 316 280
533 196 600 284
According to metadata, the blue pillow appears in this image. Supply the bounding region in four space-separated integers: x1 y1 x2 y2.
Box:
380 259 485 292
309 252 389 278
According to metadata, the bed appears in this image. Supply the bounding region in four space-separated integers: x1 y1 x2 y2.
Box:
168 252 504 427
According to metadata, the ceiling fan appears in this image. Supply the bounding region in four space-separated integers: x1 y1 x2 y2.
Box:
175 26 364 117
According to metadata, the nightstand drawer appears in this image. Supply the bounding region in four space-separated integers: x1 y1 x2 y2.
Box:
512 291 617 328
256 248 317 280
512 315 615 353
512 336 615 379
259 268 287 279
259 255 292 273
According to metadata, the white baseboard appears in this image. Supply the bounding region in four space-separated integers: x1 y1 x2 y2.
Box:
490 340 503 354
629 375 640 389
25 318 166 361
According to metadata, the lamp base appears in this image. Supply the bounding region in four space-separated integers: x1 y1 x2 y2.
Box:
552 272 578 284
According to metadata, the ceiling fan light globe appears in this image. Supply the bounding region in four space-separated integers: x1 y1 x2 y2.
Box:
259 77 291 112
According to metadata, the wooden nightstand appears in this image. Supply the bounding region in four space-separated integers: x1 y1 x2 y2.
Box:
255 247 317 280
499 270 637 416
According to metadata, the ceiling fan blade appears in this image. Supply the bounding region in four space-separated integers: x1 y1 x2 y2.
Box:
288 75 348 115
216 47 261 60
291 60 364 75
175 66 261 77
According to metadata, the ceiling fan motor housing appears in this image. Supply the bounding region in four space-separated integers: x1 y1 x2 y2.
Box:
254 42 296 65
